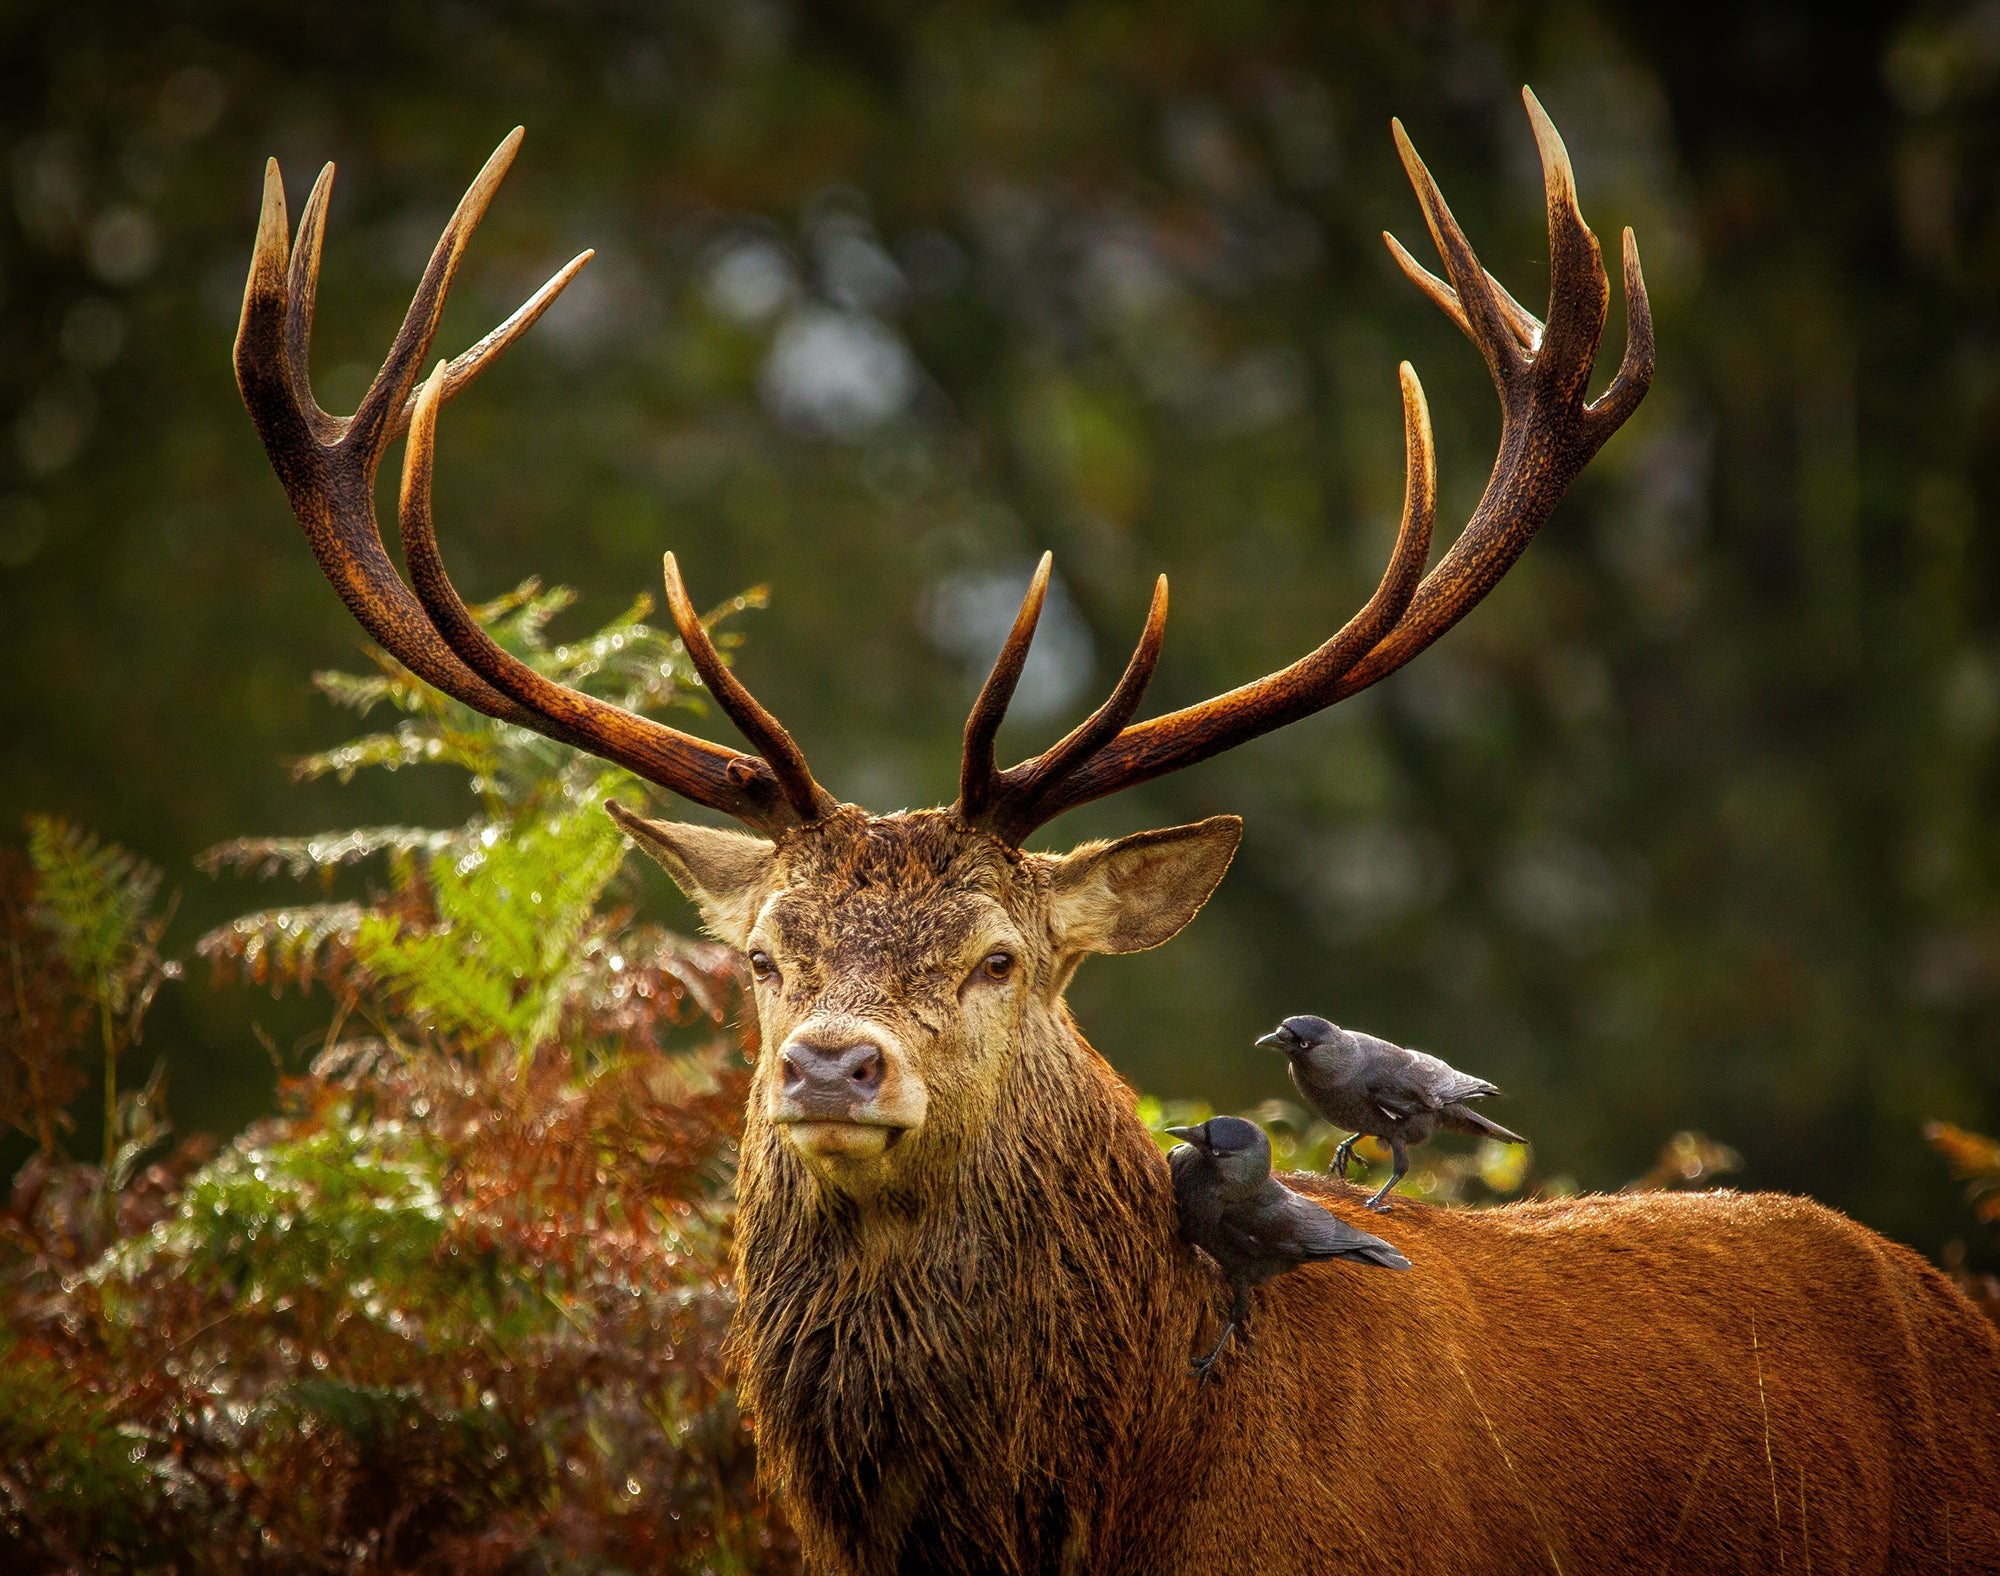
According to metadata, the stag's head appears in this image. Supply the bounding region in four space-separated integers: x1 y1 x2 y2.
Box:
232 89 1651 1213
608 803 1239 1196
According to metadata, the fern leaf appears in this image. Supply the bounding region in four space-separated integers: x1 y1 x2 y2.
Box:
481 579 576 656
355 797 629 1055
289 719 502 784
197 902 367 995
0 848 89 1149
197 826 464 882
25 816 174 1016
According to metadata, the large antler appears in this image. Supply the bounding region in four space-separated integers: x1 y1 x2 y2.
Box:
235 129 833 836
957 88 1654 844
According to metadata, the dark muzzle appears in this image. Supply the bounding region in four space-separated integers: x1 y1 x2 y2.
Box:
779 1040 885 1122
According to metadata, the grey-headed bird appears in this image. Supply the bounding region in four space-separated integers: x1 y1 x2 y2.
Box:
1166 1115 1410 1385
1257 1015 1525 1212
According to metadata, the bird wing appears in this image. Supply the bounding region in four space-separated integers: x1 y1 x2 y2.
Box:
1409 1047 1499 1106
1169 1144 1220 1246
1212 1208 1272 1269
1360 1048 1443 1119
1254 1182 1412 1270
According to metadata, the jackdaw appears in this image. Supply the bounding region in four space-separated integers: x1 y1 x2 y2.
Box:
1257 1015 1525 1212
1166 1115 1410 1385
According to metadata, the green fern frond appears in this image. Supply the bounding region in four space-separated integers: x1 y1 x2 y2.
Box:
355 792 630 1056
290 720 502 784
479 578 576 654
26 817 172 1016
0 1328 154 1541
197 826 465 882
310 644 452 717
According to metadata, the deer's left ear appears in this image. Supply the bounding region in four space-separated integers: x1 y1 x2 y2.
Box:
1047 816 1242 956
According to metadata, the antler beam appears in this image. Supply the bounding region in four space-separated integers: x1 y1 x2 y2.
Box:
235 130 831 836
957 87 1653 843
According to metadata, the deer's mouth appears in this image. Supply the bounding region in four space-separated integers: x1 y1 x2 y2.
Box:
778 1119 912 1163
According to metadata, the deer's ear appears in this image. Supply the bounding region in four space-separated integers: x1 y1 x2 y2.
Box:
1047 816 1242 956
606 800 773 947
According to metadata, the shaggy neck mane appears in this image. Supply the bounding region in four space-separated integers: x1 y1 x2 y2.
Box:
729 1006 1193 1574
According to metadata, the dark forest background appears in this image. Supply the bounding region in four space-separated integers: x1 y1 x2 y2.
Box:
4 0 1999 1269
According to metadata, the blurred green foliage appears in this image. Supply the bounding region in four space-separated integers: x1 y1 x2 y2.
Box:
1 1 1998 1274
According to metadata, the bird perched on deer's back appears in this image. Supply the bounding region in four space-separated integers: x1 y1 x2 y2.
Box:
1166 1115 1410 1384
1259 1016 1525 1212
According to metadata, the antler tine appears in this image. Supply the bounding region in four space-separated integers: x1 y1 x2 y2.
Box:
346 128 523 455
1018 574 1168 791
660 552 836 824
397 365 810 833
387 247 595 440
239 158 293 367
957 553 1052 821
1520 87 1608 406
1382 229 1541 353
965 574 1169 843
283 162 339 441
1585 228 1654 436
1390 118 1531 384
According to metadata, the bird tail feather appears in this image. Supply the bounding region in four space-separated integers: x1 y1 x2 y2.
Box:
1445 1104 1525 1145
1302 1217 1413 1272
1339 1239 1414 1272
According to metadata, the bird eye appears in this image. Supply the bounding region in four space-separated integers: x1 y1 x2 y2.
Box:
749 950 778 983
980 951 1015 983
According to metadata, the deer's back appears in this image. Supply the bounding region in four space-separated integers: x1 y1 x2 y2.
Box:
1157 1186 2000 1576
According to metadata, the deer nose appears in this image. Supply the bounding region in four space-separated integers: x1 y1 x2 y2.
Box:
778 1040 885 1119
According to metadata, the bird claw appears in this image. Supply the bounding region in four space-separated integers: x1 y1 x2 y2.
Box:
1189 1319 1239 1386
1365 1197 1394 1213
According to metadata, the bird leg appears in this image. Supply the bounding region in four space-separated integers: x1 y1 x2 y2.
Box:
1189 1321 1234 1388
1364 1136 1410 1212
1330 1132 1360 1179
1189 1283 1253 1387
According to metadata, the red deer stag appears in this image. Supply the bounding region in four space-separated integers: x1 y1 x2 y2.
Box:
236 91 2000 1576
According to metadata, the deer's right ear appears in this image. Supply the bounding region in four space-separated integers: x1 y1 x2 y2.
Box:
605 800 773 947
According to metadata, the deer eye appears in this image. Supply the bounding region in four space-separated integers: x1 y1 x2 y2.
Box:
980 951 1015 983
749 950 779 984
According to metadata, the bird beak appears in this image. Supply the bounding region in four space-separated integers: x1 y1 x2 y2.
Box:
1254 1031 1287 1051
1164 1125 1200 1143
